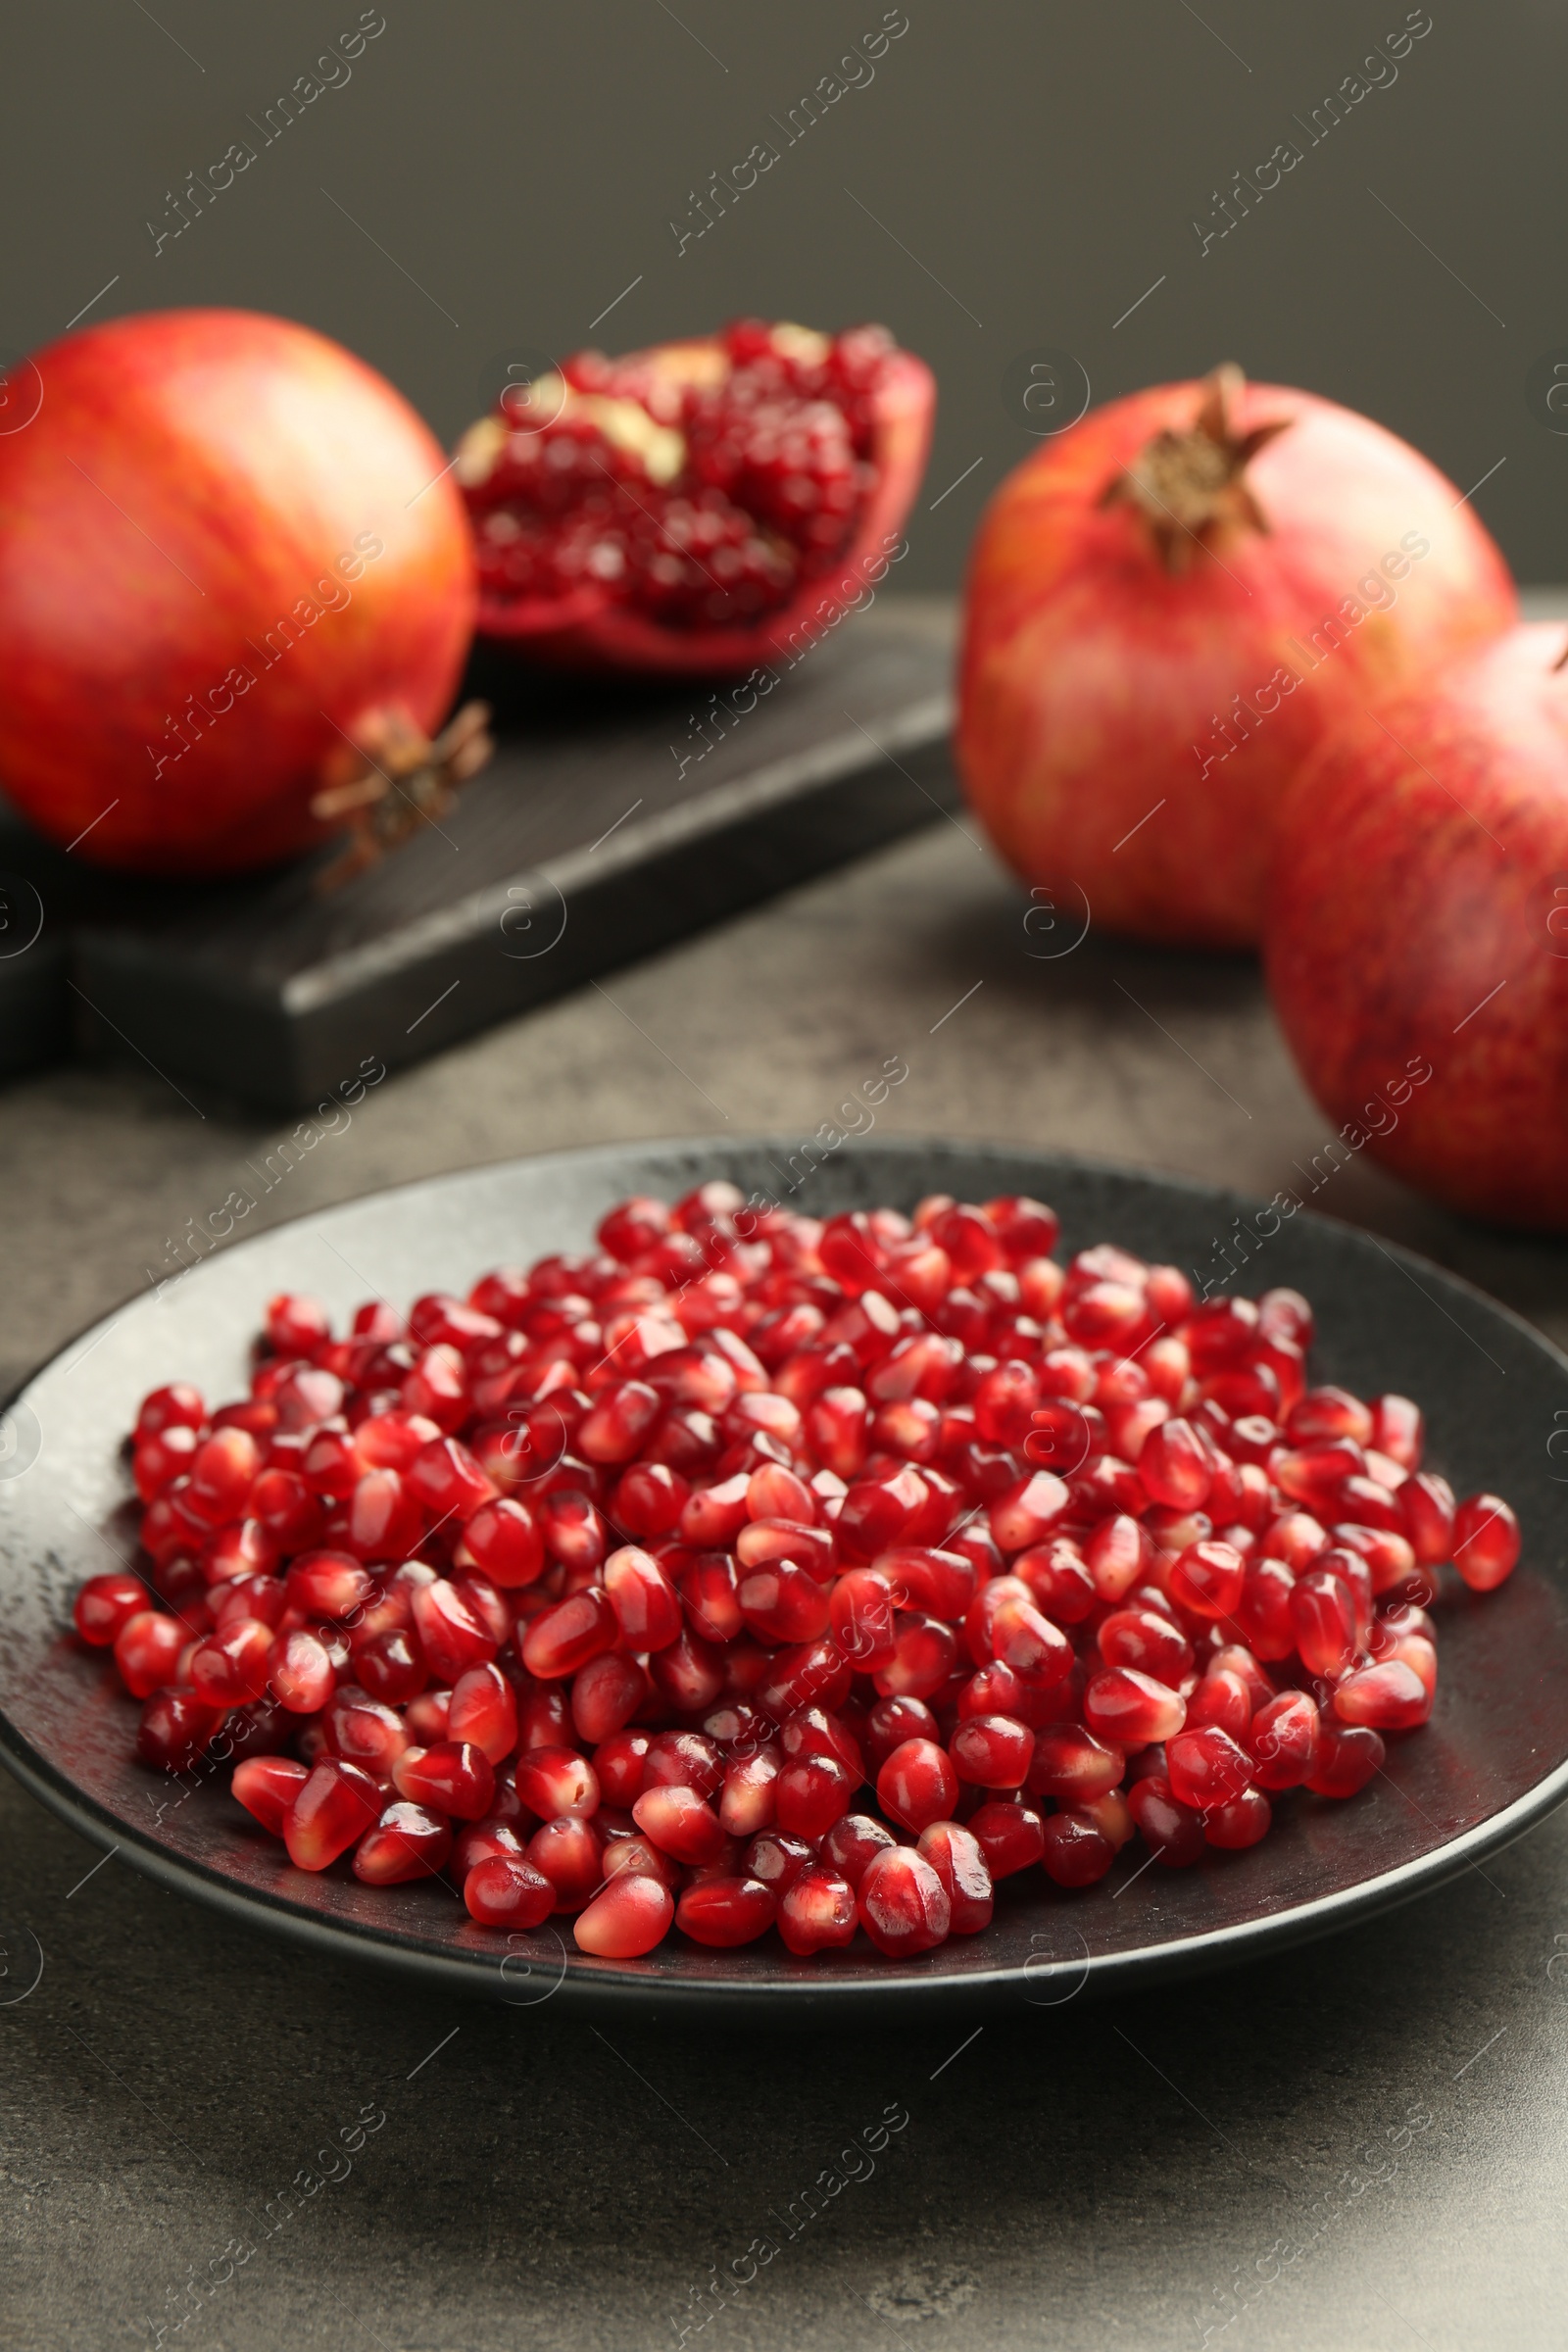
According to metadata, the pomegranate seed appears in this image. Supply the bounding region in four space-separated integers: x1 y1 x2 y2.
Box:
877 1544 976 1622
283 1758 380 1870
247 1466 324 1550
189 1617 273 1705
966 1799 1046 1878
644 1729 724 1795
514 1745 599 1819
269 1626 336 1713
1306 1721 1386 1797
538 1488 609 1571
1186 1665 1253 1740
232 1754 310 1834
917 1821 995 1931
1166 1726 1254 1810
322 1689 407 1778
1203 1788 1272 1848
1334 1659 1433 1731
987 1471 1069 1554
633 1784 728 1865
354 1801 453 1885
597 1544 678 1650
136 1689 222 1772
1025 1724 1125 1802
136 1381 207 1439
1125 1776 1204 1866
873 1612 957 1700
742 1831 815 1895
775 1752 856 1838
75 1573 151 1647
1333 1523 1416 1596
350 1625 425 1704
1083 1667 1186 1746
408 1577 498 1681
778 1865 858 1955
284 1550 372 1621
863 1696 940 1768
1287 1386 1373 1446
593 1730 653 1807
396 1740 496 1819
650 1629 728 1714
575 1873 674 1956
1400 1471 1456 1565
1236 1559 1298 1661
1452 1494 1521 1592
1040 1810 1116 1886
1098 1606 1193 1686
466 1852 556 1928
461 1496 547 1587
875 1739 958 1833
950 1713 1034 1788
570 1649 650 1743
614 1461 690 1537
676 1876 777 1946
601 1833 681 1890
818 1812 897 1889
717 1748 779 1836
1081 1512 1151 1602
1167 1539 1247 1622
1138 1419 1212 1511
1291 1568 1358 1679
1247 1691 1321 1790
858 1847 950 1956
454 1818 527 1876
448 1661 519 1763
525 1815 604 1910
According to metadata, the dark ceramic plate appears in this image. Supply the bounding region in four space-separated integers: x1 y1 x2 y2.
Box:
2 1138 1565 2023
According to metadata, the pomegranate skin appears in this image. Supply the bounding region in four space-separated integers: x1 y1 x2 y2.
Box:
958 371 1515 948
0 308 475 874
1266 623 1568 1229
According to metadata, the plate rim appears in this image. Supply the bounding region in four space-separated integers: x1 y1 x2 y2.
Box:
4 1131 1565 2019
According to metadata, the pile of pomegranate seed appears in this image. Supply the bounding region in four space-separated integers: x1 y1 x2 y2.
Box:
76 1185 1522 1965
458 320 896 629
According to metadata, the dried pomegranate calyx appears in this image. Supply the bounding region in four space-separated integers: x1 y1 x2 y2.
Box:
1100 363 1292 572
310 700 494 892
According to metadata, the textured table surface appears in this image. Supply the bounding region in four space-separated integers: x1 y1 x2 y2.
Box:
4 606 1568 2349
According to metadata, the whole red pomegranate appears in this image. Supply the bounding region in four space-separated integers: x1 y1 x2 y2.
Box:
957 367 1516 949
1265 621 1568 1230
457 318 933 675
0 309 475 874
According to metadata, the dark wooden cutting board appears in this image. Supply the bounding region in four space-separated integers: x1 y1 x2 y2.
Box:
0 597 957 1111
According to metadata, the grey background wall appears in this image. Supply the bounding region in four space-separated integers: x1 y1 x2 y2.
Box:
2 1 1560 587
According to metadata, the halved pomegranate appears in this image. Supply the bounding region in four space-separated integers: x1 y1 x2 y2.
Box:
456 318 934 675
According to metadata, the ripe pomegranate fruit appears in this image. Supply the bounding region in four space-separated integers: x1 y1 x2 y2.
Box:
958 366 1516 947
90 1183 1520 1967
456 318 933 675
0 309 475 874
1265 622 1568 1228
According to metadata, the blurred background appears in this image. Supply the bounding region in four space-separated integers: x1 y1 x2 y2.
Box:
4 0 1558 588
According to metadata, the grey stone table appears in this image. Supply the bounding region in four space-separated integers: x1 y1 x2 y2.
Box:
4 611 1568 2349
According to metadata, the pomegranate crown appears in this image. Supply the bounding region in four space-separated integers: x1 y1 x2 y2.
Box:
1100 364 1292 573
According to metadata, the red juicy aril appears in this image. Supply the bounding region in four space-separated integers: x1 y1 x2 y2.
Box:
1265 622 1568 1229
94 1182 1521 1969
456 318 934 675
958 366 1515 949
0 309 474 875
